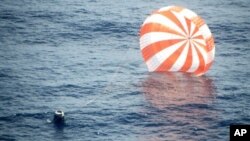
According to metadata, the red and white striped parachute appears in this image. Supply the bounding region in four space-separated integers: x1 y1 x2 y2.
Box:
140 6 215 76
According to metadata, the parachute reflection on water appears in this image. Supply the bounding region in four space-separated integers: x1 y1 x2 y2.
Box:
140 6 215 76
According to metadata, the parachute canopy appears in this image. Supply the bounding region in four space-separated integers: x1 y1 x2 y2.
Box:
140 6 215 76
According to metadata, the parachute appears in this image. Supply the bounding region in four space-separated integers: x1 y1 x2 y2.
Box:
140 6 215 76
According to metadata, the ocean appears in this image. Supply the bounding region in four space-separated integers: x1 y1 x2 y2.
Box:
0 0 250 140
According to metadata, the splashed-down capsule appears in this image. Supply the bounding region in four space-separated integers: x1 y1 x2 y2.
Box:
53 110 65 125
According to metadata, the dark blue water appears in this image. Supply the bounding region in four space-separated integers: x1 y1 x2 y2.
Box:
0 0 250 140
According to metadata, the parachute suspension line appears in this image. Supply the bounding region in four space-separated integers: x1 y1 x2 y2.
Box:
82 46 136 107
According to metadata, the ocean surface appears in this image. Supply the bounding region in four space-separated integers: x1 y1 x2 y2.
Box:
0 0 250 140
